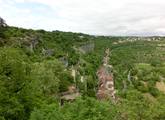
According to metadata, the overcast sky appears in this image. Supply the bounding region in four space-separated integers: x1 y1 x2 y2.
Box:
0 0 165 36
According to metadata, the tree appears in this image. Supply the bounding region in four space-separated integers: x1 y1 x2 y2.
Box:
0 48 47 120
30 103 63 120
32 59 73 95
0 48 34 120
0 17 7 38
117 90 157 120
30 97 118 120
0 17 7 27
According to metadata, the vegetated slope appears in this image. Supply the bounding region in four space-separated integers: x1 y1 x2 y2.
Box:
0 26 165 120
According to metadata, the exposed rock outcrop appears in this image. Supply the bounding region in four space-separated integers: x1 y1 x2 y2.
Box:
79 42 94 54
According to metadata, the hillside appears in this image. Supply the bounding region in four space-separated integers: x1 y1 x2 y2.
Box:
0 25 165 120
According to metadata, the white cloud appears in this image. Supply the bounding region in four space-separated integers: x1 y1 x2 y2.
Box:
0 0 165 36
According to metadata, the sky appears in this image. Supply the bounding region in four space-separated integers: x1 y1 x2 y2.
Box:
0 0 165 36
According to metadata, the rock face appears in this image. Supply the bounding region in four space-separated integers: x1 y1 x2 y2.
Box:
97 48 116 101
79 42 94 54
59 57 68 67
21 35 39 52
42 48 54 57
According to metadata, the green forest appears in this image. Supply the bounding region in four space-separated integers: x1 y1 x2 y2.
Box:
0 20 165 120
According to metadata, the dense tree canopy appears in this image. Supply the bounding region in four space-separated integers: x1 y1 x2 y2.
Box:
0 24 165 120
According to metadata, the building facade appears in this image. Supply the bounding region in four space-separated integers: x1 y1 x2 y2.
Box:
97 48 116 101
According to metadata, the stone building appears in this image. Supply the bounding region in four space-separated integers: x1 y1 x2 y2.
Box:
60 85 80 105
97 48 116 101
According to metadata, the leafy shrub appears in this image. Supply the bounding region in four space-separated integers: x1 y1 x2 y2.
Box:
149 87 159 97
30 97 117 120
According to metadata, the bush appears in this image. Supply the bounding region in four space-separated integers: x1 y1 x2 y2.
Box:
149 87 159 97
151 59 162 67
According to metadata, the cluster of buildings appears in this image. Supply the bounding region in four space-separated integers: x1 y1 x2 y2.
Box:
97 48 116 101
113 37 163 45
